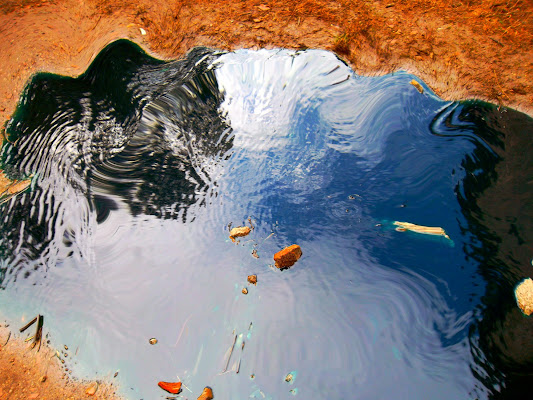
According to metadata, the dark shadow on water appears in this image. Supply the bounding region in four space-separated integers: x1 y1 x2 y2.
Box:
0 40 232 277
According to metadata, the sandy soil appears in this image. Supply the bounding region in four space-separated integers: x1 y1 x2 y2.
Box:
0 324 121 400
0 0 532 399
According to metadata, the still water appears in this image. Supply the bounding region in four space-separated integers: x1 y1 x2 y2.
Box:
1 40 532 399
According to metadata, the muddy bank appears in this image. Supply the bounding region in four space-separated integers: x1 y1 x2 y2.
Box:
0 0 532 127
0 323 122 400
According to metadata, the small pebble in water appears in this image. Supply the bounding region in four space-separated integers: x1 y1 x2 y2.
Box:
274 245 302 269
197 387 214 400
149 338 158 345
64 345 68 350
242 288 248 295
229 226 251 242
247 275 257 285
285 373 294 383
515 278 533 315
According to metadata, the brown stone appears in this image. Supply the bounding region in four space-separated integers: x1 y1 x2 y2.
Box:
242 288 248 295
197 387 214 400
247 275 257 285
515 278 533 316
274 245 302 269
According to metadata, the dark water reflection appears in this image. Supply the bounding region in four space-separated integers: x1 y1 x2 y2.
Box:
1 40 532 399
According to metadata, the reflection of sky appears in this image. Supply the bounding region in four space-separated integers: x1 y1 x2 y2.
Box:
1 48 492 399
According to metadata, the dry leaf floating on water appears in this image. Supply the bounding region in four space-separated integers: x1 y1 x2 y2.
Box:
393 221 450 239
410 79 424 93
229 226 251 242
158 381 182 394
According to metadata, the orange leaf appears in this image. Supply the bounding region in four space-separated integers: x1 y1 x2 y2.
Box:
158 381 182 394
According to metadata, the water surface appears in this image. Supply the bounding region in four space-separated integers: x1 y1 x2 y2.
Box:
1 40 532 399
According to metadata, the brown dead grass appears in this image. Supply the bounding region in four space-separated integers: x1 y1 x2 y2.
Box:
76 0 533 113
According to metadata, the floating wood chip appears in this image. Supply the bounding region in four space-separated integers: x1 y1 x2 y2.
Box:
247 275 257 285
515 278 533 316
229 226 251 242
19 316 38 333
242 287 248 295
410 79 424 93
274 245 302 269
197 387 214 400
158 381 182 394
393 221 450 239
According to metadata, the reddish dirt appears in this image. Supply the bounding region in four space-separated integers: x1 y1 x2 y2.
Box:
0 0 532 399
0 0 532 127
0 325 122 400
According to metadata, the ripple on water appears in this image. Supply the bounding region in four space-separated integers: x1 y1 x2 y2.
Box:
1 40 530 399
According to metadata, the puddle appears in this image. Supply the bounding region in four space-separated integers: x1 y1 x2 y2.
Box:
1 40 532 399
